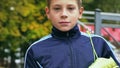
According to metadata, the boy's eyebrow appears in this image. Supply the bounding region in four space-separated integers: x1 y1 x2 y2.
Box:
67 4 76 7
51 4 61 7
52 4 76 7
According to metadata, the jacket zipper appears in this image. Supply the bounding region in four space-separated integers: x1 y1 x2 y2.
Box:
67 32 74 68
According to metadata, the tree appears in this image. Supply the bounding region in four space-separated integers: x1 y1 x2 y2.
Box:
0 0 52 67
83 0 120 13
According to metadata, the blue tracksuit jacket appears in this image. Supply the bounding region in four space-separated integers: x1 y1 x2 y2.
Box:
24 24 120 68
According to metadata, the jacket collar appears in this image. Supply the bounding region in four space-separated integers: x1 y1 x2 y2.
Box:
51 24 81 39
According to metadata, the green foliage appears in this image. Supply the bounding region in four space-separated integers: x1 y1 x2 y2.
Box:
83 0 120 13
0 0 51 67
97 0 120 13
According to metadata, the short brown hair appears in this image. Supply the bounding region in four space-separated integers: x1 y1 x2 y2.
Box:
46 0 82 9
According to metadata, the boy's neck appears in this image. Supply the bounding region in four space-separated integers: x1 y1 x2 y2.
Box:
51 24 81 39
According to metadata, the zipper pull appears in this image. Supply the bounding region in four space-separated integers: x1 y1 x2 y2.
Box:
67 32 69 37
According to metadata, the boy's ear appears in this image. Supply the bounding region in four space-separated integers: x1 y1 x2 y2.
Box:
79 7 84 19
45 7 50 19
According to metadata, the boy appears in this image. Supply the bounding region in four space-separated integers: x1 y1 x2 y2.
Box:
24 0 120 68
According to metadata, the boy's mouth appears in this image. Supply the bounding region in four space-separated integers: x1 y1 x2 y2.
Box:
59 22 70 24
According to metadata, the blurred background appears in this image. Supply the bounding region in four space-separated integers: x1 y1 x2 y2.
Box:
0 0 120 68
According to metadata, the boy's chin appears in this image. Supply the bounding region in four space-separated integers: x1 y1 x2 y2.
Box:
59 27 72 32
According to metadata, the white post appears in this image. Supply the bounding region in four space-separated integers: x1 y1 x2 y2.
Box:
95 9 102 35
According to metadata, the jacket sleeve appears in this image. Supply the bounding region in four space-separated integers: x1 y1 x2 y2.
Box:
104 40 120 67
24 48 43 68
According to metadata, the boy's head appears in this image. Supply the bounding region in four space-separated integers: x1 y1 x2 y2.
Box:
46 0 82 9
45 0 83 32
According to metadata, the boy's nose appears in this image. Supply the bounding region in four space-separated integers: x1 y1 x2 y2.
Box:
61 9 68 19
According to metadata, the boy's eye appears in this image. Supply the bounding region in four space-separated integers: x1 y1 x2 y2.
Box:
68 7 75 10
53 8 61 10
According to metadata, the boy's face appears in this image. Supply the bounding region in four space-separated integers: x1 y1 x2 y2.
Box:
46 0 83 32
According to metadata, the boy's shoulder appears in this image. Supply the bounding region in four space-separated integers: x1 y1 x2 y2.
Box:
81 32 115 49
32 34 52 46
33 34 52 44
81 31 103 39
25 34 52 59
80 31 108 43
27 34 52 50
